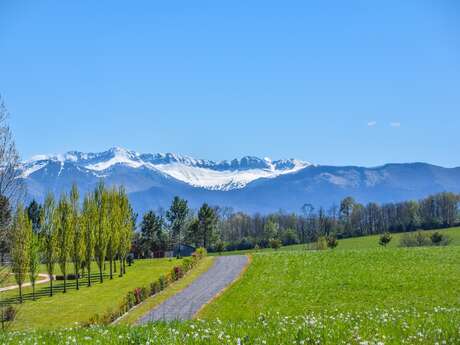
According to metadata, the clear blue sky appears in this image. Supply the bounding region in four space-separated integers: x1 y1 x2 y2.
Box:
1 1 459 167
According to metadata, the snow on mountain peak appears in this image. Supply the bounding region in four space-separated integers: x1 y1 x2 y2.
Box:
22 148 312 190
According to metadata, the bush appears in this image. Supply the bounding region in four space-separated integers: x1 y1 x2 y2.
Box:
314 236 328 250
269 239 282 250
326 236 338 249
399 231 431 247
2 306 16 322
87 245 206 327
150 281 160 295
281 229 300 246
430 232 451 246
215 240 225 254
193 247 207 260
379 232 392 247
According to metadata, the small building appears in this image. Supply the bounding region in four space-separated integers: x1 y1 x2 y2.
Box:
173 244 195 257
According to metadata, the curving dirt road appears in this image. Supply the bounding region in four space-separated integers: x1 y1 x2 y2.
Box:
137 255 248 323
0 273 50 292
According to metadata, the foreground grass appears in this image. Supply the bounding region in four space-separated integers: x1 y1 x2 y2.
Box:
201 246 460 319
4 258 182 330
2 308 459 344
210 226 460 256
117 257 215 325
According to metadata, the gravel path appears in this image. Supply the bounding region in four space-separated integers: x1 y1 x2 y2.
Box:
137 255 248 323
0 273 50 292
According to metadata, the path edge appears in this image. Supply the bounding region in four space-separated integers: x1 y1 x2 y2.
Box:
113 257 215 325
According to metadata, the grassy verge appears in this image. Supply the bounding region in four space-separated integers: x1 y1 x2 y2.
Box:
3 258 182 330
117 256 215 325
2 309 458 344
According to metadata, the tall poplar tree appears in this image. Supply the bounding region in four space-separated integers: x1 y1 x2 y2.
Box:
57 193 73 293
94 181 109 283
82 193 96 286
11 204 31 303
118 187 133 276
106 188 120 279
28 232 40 300
40 193 58 296
70 184 84 290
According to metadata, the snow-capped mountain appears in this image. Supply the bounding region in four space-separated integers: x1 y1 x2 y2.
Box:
21 147 311 191
18 147 460 215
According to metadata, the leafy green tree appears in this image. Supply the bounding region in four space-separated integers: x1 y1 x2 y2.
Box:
166 196 189 257
215 240 225 255
94 181 109 283
11 204 31 303
340 196 356 234
118 187 134 275
197 203 218 249
56 193 73 293
82 193 96 287
281 228 299 246
28 233 40 300
264 219 279 241
70 184 84 290
107 188 121 279
40 193 58 296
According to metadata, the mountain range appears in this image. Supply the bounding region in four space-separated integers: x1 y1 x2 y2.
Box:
19 147 460 215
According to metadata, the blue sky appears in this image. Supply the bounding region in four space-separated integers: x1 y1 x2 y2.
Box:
1 1 459 166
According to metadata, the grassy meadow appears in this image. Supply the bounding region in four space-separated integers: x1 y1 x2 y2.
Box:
2 227 460 344
200 246 460 319
209 226 460 255
1 258 182 330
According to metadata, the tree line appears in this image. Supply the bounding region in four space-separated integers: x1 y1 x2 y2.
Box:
132 196 219 258
10 182 135 302
133 192 459 255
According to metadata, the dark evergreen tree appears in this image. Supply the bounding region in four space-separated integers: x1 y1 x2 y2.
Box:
166 197 189 256
197 203 218 249
26 199 42 234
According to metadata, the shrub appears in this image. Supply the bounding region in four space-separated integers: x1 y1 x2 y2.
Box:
194 247 207 259
158 275 167 290
326 235 338 249
215 240 225 254
399 231 431 247
269 239 282 250
379 232 392 247
1 306 16 323
430 232 451 246
150 281 160 295
314 236 328 250
173 266 183 280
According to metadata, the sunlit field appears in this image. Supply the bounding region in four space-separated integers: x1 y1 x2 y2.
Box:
1 258 182 330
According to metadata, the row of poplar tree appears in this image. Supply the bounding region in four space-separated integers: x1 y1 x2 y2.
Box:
10 182 135 302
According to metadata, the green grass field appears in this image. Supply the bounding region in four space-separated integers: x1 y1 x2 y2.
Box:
2 258 182 330
210 226 460 255
2 227 460 344
200 246 460 319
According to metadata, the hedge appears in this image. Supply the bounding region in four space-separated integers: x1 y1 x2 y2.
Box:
84 248 207 326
